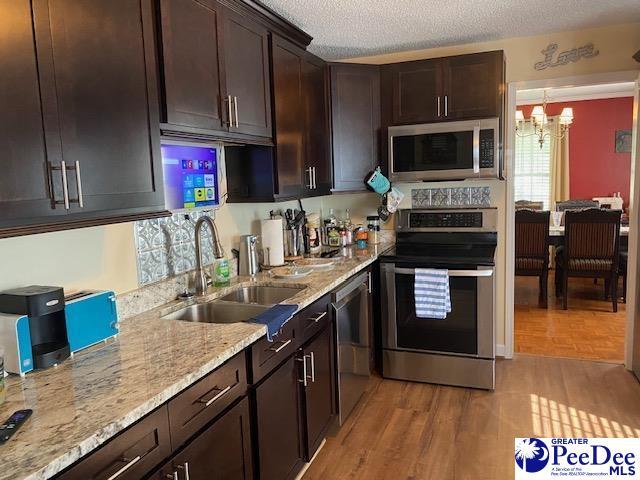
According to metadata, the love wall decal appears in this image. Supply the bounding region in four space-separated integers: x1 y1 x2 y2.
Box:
534 43 599 70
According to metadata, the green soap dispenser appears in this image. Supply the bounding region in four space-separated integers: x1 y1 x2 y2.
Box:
213 256 230 287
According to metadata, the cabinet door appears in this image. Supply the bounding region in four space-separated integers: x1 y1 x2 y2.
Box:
155 398 253 480
302 53 332 195
0 0 65 229
443 51 504 120
223 7 272 138
255 355 304 480
34 0 164 216
302 325 336 460
330 63 380 192
159 0 226 133
387 59 442 124
271 35 305 199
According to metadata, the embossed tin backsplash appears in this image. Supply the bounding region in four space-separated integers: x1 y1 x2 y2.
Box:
135 211 217 285
411 186 491 209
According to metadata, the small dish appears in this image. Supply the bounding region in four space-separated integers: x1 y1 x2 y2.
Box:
270 266 314 279
295 258 335 270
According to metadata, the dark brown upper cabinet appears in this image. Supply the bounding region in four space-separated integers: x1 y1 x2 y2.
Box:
384 59 442 124
225 35 331 202
270 34 306 199
158 0 272 141
382 50 504 125
302 53 332 196
0 0 168 238
0 0 65 227
330 63 381 192
222 6 272 138
158 0 225 133
442 51 505 120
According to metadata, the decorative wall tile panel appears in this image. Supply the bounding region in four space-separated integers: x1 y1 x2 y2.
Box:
411 186 491 208
134 210 222 286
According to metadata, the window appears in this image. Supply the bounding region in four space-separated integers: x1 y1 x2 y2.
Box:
514 121 552 209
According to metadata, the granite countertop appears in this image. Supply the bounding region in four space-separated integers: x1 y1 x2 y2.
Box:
0 241 393 480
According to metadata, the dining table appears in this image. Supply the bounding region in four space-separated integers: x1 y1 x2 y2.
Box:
549 225 630 249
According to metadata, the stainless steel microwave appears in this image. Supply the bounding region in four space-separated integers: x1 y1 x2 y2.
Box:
388 118 501 182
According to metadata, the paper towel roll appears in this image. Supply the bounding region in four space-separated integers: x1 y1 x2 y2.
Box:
261 219 285 266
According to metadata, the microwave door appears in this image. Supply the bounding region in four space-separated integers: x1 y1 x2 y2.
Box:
388 118 499 182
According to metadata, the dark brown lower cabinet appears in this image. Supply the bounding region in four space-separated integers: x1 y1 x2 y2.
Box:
150 398 253 480
302 325 336 460
254 355 305 480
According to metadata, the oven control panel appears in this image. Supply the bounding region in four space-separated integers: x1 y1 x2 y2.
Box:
398 208 497 232
409 212 482 228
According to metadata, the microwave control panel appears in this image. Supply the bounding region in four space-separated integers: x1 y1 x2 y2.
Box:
479 129 495 169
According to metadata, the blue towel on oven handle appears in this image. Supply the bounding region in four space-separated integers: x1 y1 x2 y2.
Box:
251 304 299 341
414 268 451 319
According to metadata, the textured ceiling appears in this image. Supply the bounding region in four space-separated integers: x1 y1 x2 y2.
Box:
262 0 640 60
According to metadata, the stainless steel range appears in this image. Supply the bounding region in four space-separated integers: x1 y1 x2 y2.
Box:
379 208 497 390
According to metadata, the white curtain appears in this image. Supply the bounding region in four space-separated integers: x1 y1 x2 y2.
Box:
549 117 570 209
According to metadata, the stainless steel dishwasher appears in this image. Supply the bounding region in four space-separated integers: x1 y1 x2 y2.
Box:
332 270 371 425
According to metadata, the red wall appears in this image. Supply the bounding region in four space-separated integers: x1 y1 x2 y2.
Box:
520 97 633 207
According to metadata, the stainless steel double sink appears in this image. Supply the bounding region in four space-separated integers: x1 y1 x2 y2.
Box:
161 285 305 324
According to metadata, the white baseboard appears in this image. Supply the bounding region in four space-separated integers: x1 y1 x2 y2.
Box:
294 438 327 480
496 344 506 357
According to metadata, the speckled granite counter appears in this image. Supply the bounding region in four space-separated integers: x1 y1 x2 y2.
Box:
1 241 393 480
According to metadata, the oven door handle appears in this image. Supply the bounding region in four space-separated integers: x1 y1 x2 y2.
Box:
394 267 493 277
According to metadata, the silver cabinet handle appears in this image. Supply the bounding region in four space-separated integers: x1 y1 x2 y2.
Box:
106 455 141 480
437 96 441 117
298 355 308 386
227 95 233 126
306 167 313 189
472 125 480 173
312 167 317 189
233 96 239 127
74 161 84 208
395 267 493 277
444 95 448 117
268 338 292 353
309 351 315 383
368 271 372 294
308 311 327 323
177 462 190 480
60 160 70 210
165 473 178 480
197 385 232 407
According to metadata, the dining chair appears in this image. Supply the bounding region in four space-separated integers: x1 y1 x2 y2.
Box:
554 208 622 312
515 209 551 308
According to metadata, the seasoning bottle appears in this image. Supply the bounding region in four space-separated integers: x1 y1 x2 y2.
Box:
306 213 321 254
367 215 381 245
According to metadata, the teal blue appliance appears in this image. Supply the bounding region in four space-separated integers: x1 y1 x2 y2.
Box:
0 286 70 376
65 290 119 353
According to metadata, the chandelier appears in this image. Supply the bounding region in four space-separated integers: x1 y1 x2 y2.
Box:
515 91 574 148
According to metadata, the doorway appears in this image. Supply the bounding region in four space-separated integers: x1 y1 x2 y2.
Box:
504 71 640 367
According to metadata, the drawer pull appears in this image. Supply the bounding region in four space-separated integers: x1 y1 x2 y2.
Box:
177 462 190 480
268 338 292 353
106 455 141 480
308 311 327 323
198 385 232 408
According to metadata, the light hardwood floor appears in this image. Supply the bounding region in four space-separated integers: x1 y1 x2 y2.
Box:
303 355 640 480
515 274 626 363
